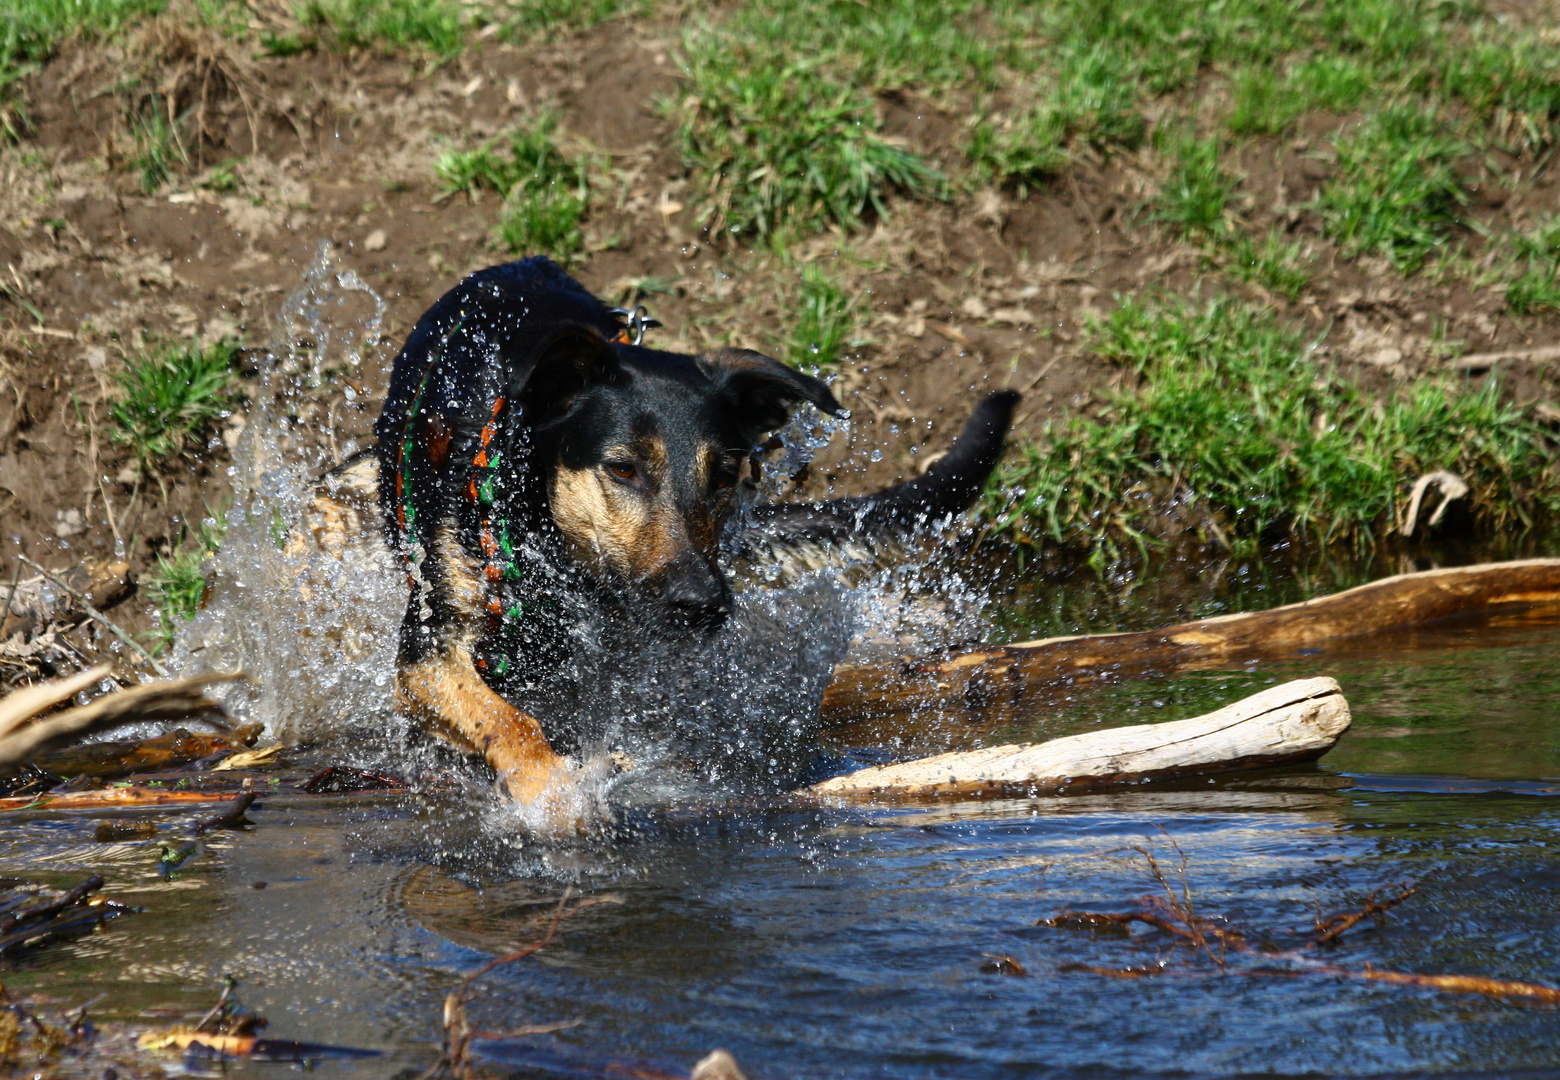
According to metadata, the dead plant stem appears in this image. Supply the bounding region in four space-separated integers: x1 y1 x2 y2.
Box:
16 555 167 676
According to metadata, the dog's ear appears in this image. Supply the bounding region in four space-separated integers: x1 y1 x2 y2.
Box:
698 348 844 441
509 324 623 419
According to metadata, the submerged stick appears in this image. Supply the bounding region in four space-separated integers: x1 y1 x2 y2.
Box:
194 793 256 834
810 677 1350 801
0 787 245 812
1309 963 1560 1003
0 874 103 935
821 558 1560 723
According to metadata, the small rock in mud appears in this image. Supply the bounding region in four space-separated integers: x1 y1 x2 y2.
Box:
53 508 86 538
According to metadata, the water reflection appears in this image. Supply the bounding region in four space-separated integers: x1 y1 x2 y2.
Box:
3 624 1560 1077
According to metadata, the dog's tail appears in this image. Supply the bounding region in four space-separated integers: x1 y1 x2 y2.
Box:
737 391 1020 568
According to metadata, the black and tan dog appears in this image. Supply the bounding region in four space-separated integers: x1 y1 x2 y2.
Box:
374 257 1017 805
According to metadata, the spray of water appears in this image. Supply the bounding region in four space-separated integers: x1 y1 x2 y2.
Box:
170 243 405 746
169 250 992 828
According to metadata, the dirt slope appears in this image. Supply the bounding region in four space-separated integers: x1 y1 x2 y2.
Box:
1 10 1558 666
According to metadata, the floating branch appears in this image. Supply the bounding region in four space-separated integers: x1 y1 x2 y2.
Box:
820 558 1560 723
0 786 246 812
137 1029 382 1061
810 677 1350 801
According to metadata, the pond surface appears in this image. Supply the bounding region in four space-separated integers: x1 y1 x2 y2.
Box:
6 609 1560 1079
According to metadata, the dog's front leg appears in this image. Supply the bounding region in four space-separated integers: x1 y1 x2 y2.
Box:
396 647 569 805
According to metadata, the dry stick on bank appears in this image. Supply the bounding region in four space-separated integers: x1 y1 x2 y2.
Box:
1042 843 1560 1004
16 555 167 676
1451 343 1560 371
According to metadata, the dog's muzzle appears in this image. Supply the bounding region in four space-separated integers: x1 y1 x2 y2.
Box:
651 556 734 633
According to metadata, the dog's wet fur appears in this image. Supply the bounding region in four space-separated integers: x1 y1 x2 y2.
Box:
374 257 1017 806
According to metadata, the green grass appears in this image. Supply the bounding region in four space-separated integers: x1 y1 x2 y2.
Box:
1146 134 1312 300
498 0 639 41
969 42 1145 191
495 185 585 259
1504 216 1560 315
1226 58 1373 136
127 102 185 194
198 158 240 192
1150 132 1236 240
1315 104 1470 274
144 513 224 651
1441 26 1560 152
782 263 855 371
982 294 1558 563
0 0 166 86
435 115 588 259
110 338 238 470
435 116 576 198
674 33 947 240
1226 229 1312 300
693 0 998 96
298 0 463 56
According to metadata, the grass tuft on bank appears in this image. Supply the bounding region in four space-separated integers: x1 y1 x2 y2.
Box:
298 0 463 56
781 263 856 371
434 115 588 259
673 31 947 241
110 338 238 470
144 513 224 651
0 0 166 84
1315 104 1470 274
982 295 1559 563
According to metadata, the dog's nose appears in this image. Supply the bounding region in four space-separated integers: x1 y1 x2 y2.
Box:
656 558 733 630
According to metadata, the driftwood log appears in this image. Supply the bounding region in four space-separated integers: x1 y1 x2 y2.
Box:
0 666 243 768
810 676 1350 801
820 558 1560 724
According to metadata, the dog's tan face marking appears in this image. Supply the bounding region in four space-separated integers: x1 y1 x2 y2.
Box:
550 424 739 584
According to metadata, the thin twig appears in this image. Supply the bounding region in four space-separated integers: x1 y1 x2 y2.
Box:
417 891 621 1080
1045 845 1560 1005
1312 884 1417 947
0 559 20 640
17 555 167 676
195 978 236 1033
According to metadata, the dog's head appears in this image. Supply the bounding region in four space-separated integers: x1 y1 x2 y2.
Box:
511 326 841 634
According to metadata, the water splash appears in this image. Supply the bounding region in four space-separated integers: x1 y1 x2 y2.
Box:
170 244 405 746
167 249 991 823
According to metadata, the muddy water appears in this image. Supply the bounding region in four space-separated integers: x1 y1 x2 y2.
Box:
3 616 1559 1078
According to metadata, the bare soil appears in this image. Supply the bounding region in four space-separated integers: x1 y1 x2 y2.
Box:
3 11 1560 671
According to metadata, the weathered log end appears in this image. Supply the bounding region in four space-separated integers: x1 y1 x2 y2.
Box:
808 677 1351 802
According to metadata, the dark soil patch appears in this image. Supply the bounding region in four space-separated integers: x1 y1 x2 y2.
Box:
2 11 1560 664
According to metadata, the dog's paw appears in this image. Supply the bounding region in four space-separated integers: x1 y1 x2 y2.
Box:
497 756 613 835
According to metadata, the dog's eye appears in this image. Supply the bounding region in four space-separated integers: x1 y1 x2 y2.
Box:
606 462 637 482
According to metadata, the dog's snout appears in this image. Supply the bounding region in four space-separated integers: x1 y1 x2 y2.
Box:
656 558 733 630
